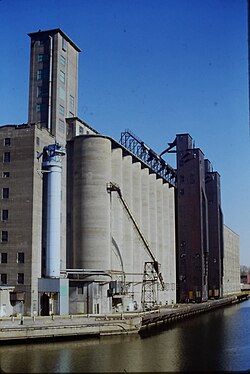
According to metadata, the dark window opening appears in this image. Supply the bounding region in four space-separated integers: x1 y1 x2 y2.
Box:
0 253 7 263
0 273 7 284
2 188 9 199
3 152 10 163
17 273 24 284
4 138 11 146
2 210 8 221
17 252 25 264
1 231 8 242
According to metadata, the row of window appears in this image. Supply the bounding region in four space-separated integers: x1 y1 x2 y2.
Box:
36 36 67 52
36 68 67 83
36 97 74 113
37 53 66 65
0 272 24 285
0 252 25 263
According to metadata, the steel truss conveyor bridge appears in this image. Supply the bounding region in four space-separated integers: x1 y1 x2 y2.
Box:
119 129 177 188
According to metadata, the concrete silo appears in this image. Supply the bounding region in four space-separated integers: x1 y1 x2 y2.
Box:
71 135 112 313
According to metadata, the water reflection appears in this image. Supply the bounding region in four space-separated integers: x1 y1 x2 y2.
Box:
0 300 249 373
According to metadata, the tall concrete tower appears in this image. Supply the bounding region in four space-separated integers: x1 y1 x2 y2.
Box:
28 28 81 145
28 29 81 274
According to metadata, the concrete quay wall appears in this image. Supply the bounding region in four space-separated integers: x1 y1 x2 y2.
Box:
0 295 248 343
0 314 141 342
140 294 248 330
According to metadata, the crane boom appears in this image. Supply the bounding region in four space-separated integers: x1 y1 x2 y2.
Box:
107 182 165 290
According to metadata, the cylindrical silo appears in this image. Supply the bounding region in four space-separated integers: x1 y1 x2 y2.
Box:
121 155 133 275
156 178 165 304
162 183 170 297
42 143 65 278
156 178 164 274
132 161 142 304
72 135 111 271
111 147 123 272
168 185 176 302
149 173 157 257
141 167 150 254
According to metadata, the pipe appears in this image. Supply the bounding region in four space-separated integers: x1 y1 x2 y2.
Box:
42 143 65 277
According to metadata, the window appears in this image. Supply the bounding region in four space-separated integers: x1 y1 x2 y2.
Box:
59 87 65 100
59 105 65 115
62 37 67 51
1 231 8 242
58 119 65 134
17 273 24 284
36 69 48 80
37 54 48 62
60 55 66 66
1 210 8 221
2 188 9 199
37 40 45 46
36 103 46 112
17 252 25 264
37 69 43 80
0 274 7 285
36 137 40 146
3 152 10 163
4 138 11 146
37 86 48 97
78 286 84 295
2 172 10 178
0 253 7 263
59 70 65 83
79 126 84 135
69 95 74 109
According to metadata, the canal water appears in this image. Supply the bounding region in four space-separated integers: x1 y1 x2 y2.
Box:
0 299 250 373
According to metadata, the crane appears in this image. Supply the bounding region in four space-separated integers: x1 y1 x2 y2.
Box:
107 182 165 294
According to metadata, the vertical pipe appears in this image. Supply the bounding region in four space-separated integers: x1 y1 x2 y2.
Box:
42 143 65 278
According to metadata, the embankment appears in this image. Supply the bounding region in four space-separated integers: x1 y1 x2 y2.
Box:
0 293 248 343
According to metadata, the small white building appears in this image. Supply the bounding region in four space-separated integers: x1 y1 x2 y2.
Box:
223 225 240 295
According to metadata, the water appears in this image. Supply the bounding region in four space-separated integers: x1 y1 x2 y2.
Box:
0 300 250 373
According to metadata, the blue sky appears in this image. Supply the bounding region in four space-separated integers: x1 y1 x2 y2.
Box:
0 0 249 265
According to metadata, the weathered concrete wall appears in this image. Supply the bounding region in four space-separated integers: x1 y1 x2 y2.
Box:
0 124 55 316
